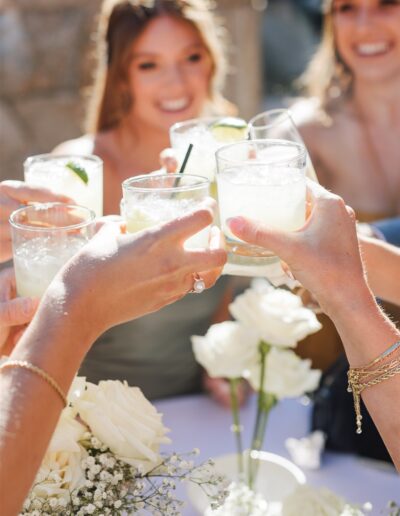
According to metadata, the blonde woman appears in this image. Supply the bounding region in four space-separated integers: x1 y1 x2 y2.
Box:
293 0 400 222
54 0 235 402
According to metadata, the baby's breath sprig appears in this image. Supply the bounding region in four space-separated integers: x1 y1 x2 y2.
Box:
21 437 227 516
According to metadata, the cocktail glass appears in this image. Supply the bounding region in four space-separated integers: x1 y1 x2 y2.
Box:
121 174 211 249
24 154 103 216
10 203 95 298
216 139 307 276
169 117 248 198
248 109 318 183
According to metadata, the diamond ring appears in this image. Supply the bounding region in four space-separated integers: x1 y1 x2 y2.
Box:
190 273 205 294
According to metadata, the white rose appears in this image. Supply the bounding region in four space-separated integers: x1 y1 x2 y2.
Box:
249 347 321 399
72 380 171 473
282 485 368 516
229 284 322 348
192 321 260 379
30 409 87 502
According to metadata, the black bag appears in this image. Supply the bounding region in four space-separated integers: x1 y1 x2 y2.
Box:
311 354 392 463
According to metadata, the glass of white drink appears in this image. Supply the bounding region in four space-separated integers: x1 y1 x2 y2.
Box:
248 109 318 183
121 174 211 249
10 203 95 298
169 117 248 197
24 154 103 216
216 139 307 276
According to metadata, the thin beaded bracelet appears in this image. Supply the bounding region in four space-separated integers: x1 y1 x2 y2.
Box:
0 360 67 407
347 340 400 434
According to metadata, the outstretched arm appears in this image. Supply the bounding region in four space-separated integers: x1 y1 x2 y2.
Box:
0 207 226 515
228 182 400 470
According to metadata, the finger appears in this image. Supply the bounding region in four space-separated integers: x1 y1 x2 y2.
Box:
0 180 74 205
157 207 215 244
0 232 12 263
227 216 295 259
197 266 225 290
184 247 227 275
281 261 296 281
305 178 333 201
0 297 39 327
345 204 356 220
94 215 124 233
0 196 20 219
0 268 16 301
209 225 225 250
159 148 179 173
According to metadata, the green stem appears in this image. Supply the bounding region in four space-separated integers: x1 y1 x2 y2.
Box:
248 341 273 489
250 393 276 485
229 378 244 479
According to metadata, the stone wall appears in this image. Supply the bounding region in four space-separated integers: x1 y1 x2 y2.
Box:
0 0 263 181
0 0 101 180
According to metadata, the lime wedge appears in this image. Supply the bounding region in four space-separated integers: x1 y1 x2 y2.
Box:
66 161 89 185
210 117 248 142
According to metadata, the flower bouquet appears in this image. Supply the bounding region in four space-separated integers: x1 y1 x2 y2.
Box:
22 377 226 515
192 280 322 494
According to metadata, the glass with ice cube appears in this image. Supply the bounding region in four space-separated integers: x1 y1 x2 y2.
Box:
216 139 307 275
169 117 248 197
24 154 103 216
121 174 211 249
10 203 95 298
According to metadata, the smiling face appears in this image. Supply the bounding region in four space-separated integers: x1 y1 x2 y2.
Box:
125 15 213 134
332 0 400 83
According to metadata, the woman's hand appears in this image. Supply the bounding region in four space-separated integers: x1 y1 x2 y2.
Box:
44 203 227 344
203 373 250 408
227 181 365 316
0 268 39 354
159 148 179 173
0 180 73 263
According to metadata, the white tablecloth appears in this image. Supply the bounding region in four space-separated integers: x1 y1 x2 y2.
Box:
155 394 399 515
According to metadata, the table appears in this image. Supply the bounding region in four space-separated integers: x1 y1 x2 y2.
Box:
155 394 399 515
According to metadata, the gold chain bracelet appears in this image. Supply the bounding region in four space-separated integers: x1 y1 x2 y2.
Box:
0 360 67 407
347 340 400 434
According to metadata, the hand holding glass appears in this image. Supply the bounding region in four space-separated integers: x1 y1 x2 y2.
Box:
121 174 212 249
216 140 307 275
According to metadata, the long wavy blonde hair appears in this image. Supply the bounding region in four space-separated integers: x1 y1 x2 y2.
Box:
299 0 353 108
85 0 233 133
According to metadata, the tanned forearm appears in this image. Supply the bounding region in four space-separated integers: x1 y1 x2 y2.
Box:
322 284 400 470
0 296 95 515
360 236 400 305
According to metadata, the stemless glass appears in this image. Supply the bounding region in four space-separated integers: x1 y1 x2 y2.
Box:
248 109 318 183
24 154 103 216
10 203 95 298
216 139 307 276
121 174 211 249
170 117 248 198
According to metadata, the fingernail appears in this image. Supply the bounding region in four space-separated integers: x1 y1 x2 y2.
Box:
226 217 243 230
